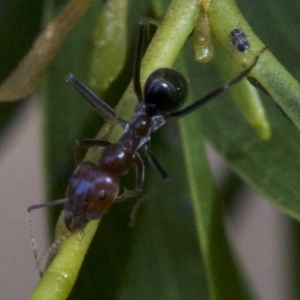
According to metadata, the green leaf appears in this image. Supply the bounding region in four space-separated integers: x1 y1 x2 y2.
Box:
87 0 128 93
174 50 254 298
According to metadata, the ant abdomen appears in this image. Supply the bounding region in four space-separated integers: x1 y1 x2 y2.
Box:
65 161 120 231
144 68 188 116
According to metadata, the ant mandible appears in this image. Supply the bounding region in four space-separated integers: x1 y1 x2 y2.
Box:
28 18 267 268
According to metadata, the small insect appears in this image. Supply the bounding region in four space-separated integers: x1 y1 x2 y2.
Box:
28 18 267 276
230 28 250 52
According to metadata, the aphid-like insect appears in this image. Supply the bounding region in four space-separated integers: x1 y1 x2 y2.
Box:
230 28 250 52
28 19 267 275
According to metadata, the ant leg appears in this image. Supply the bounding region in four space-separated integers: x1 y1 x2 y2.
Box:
133 152 145 194
117 153 146 226
143 143 170 182
128 149 170 226
134 152 145 193
145 152 170 182
66 74 127 126
117 152 145 202
27 198 69 277
133 18 149 102
166 46 269 118
129 152 146 226
74 139 112 165
133 17 161 102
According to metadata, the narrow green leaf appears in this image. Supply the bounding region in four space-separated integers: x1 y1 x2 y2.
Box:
180 113 253 300
177 50 253 298
87 0 128 93
214 48 271 140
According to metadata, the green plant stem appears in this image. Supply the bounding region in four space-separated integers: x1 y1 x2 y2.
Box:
30 220 99 300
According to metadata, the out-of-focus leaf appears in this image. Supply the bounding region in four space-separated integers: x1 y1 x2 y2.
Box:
0 102 21 137
87 0 128 93
0 0 92 102
175 51 254 298
0 1 43 81
0 0 43 133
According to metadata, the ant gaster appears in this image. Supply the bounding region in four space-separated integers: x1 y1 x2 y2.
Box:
28 19 267 273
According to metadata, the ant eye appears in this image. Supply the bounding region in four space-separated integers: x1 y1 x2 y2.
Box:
98 190 106 201
144 68 188 116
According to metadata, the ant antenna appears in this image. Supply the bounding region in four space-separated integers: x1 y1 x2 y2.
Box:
27 210 43 276
37 231 72 277
166 46 269 118
66 74 126 126
27 198 69 276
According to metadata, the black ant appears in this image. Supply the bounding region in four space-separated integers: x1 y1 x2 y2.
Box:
28 19 267 275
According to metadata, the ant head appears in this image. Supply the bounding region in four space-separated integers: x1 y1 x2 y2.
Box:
65 162 120 231
144 68 188 116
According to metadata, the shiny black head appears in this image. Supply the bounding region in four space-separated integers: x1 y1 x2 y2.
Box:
144 68 188 116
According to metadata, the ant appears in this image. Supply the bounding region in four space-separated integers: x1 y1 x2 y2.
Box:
28 19 267 275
